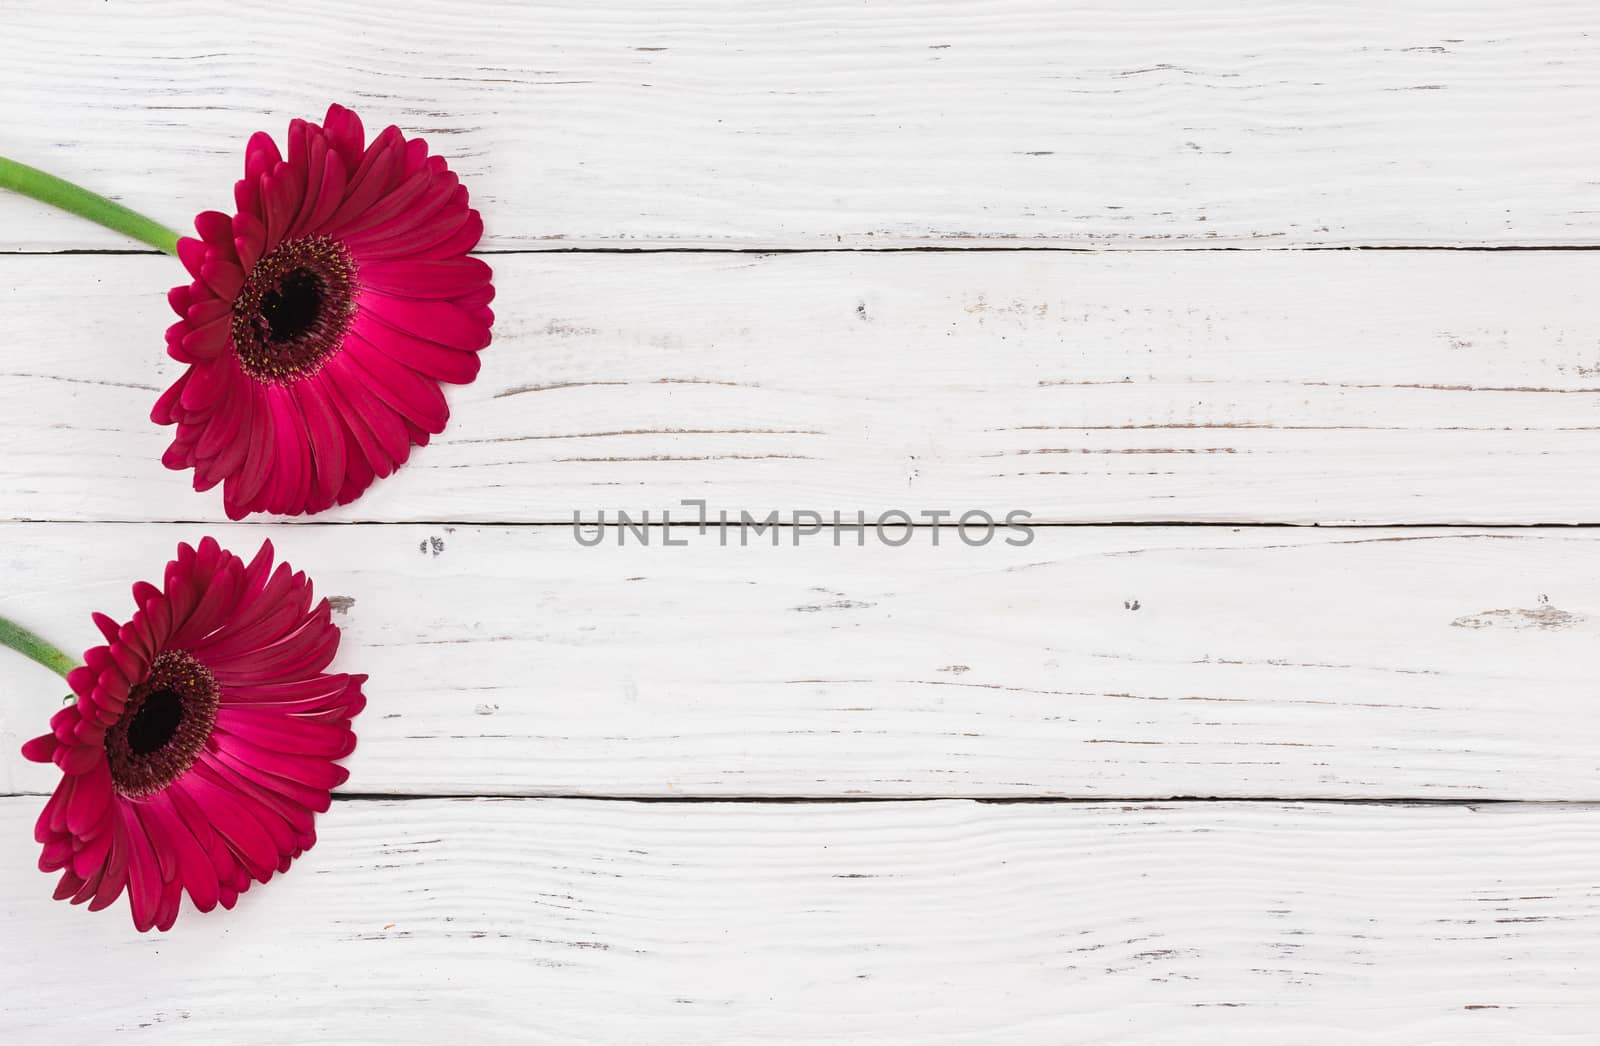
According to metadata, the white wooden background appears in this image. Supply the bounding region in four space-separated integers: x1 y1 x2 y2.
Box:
3 2 1599 1042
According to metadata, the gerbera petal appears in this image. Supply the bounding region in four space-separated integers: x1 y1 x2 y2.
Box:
358 257 493 299
34 787 68 844
178 773 282 882
177 315 230 364
303 147 349 233
188 296 232 327
221 671 358 707
51 704 83 742
211 731 350 791
263 159 311 252
194 372 252 486
321 103 366 172
176 237 208 280
44 830 81 874
342 169 461 250
71 825 114 879
239 539 276 596
208 744 336 814
20 733 58 763
70 866 108 907
168 783 247 892
314 368 391 485
325 126 405 228
244 131 282 184
207 781 314 864
65 758 113 836
51 870 85 901
336 424 378 505
343 332 450 432
401 136 431 177
233 210 267 272
290 130 329 237
194 594 302 666
416 207 485 260
108 642 147 688
120 804 163 932
210 616 339 684
357 312 484 384
154 880 184 932
344 186 473 259
192 763 302 859
143 795 221 913
200 260 245 302
90 612 122 645
216 707 357 758
229 382 277 516
201 566 302 655
325 163 434 239
179 358 237 414
323 356 410 473
356 296 490 353
293 379 346 513
168 562 242 648
193 210 237 253
137 592 173 651
54 743 101 776
88 822 130 912
263 386 313 516
151 372 191 425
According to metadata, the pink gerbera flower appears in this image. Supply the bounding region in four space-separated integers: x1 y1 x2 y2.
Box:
152 104 494 518
20 538 367 931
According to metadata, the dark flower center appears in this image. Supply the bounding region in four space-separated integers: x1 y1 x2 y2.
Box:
231 235 357 383
104 650 220 798
126 688 184 754
260 269 326 343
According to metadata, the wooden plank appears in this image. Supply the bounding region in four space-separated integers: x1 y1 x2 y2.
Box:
5 1 1600 249
1 798 1595 1042
4 523 1599 800
7 251 1600 524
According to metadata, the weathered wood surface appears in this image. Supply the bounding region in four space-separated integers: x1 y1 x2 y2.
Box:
4 523 1598 800
6 0 1600 250
2 798 1595 1043
8 251 1600 525
6 2 1599 1035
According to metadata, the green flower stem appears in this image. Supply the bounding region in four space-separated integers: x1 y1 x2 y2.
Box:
0 615 77 679
0 156 180 255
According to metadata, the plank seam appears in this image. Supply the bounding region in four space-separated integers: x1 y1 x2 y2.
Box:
4 792 1596 806
10 245 1600 257
8 520 1600 529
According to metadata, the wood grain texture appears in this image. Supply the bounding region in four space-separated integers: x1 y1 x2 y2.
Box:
7 251 1600 524
8 5 1597 1036
3 523 1598 800
2 798 1596 1044
6 0 1600 249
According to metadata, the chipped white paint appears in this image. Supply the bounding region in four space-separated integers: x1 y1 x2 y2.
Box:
5 1 1600 249
9 251 1600 524
3 523 1599 800
2 798 1597 1043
